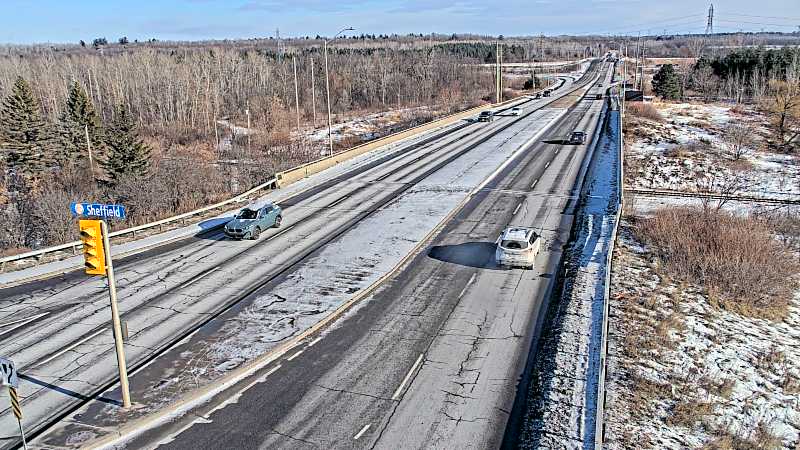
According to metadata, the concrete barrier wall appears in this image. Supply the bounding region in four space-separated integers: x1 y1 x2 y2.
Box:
275 99 521 188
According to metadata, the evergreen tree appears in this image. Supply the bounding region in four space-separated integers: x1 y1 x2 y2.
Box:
652 64 681 100
102 105 150 182
0 77 54 177
57 80 104 167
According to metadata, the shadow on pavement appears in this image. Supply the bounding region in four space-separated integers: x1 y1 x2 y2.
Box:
428 242 501 270
20 374 121 406
194 217 233 241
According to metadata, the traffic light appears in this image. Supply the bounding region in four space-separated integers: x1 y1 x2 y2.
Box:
79 219 106 275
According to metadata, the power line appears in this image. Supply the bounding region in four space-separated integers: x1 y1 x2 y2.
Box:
716 18 800 28
595 14 706 34
725 12 800 22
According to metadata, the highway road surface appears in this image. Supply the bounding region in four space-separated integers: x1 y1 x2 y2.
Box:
0 58 611 449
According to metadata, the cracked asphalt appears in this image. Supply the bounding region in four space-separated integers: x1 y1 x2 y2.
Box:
119 62 616 449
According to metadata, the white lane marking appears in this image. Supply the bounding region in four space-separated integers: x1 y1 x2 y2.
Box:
240 365 282 393
201 364 283 420
554 148 560 153
307 336 323 347
266 224 296 242
513 203 522 215
392 353 425 401
287 349 304 361
545 161 551 169
0 312 49 338
457 273 478 299
530 179 538 189
354 424 371 440
36 328 106 366
0 312 49 328
183 267 220 288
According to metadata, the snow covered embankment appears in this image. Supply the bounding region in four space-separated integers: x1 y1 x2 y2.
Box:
519 104 621 448
603 227 800 449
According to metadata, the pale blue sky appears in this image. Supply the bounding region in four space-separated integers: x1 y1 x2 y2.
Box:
2 0 799 44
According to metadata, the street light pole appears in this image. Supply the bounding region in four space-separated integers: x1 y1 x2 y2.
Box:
325 27 354 157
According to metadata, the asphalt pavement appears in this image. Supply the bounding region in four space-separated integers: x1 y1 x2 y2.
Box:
108 61 615 450
0 64 604 446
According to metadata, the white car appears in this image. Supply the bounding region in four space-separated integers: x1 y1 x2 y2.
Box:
510 106 523 116
495 226 542 269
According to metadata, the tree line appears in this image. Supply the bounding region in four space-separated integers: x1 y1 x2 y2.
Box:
649 47 800 153
0 40 502 253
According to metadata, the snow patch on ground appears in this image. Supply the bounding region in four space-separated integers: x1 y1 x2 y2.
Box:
626 101 800 201
521 106 620 449
604 225 800 449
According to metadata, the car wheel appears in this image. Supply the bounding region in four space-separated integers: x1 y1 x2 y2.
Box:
251 227 261 240
274 215 282 228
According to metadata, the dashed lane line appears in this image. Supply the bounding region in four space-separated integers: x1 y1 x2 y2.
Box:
35 328 106 367
392 353 425 401
0 312 50 338
287 350 304 361
354 424 371 440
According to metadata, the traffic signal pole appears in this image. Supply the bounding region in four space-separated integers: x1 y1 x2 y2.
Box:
100 220 131 408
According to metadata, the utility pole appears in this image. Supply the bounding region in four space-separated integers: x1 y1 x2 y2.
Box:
245 102 251 155
310 58 317 128
640 43 647 92
293 54 301 131
633 34 641 92
496 41 500 103
324 40 334 156
621 43 626 117
496 41 502 103
325 27 354 156
99 220 131 408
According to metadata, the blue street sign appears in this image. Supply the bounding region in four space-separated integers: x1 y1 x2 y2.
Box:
70 202 126 219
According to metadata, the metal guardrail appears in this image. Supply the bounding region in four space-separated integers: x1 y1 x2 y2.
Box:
625 188 800 205
0 177 278 271
594 79 624 450
0 62 587 274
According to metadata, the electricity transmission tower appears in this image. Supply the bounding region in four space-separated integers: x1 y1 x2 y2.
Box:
705 3 714 34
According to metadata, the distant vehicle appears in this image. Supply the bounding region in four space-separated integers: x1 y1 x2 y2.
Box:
477 110 495 122
595 93 603 100
225 203 282 240
495 226 542 269
568 131 587 145
510 106 523 116
543 90 552 97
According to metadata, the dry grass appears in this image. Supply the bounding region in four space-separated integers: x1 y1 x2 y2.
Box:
666 398 714 427
637 207 799 320
627 102 664 122
703 424 783 450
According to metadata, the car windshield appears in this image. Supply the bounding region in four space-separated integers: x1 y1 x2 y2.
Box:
238 209 258 219
501 240 526 250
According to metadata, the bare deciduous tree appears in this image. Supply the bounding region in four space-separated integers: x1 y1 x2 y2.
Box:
720 123 757 160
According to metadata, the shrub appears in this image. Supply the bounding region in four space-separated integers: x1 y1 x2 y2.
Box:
637 207 799 319
627 102 664 122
